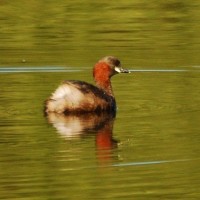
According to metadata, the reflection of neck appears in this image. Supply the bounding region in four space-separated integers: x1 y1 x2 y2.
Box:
96 121 115 165
96 119 115 150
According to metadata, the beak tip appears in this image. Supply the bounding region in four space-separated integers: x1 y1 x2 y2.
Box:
123 69 131 73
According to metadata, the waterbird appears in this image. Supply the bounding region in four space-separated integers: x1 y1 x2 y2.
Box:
44 56 130 114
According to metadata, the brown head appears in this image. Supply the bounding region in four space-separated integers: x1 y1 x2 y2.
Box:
93 56 130 96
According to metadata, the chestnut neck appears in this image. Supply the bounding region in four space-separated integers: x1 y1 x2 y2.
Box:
93 63 114 97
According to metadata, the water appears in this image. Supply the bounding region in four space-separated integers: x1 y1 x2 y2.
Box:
1 1 200 199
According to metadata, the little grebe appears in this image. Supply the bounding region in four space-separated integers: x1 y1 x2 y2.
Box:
44 56 130 114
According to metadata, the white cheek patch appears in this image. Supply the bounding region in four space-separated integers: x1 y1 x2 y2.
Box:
114 66 121 73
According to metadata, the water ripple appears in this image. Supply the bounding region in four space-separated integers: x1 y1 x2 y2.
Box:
0 67 83 73
0 66 198 73
112 158 198 167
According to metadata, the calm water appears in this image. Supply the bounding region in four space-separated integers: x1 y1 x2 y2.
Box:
1 1 200 199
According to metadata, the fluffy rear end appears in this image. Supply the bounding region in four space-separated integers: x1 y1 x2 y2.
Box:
45 82 86 113
44 80 115 114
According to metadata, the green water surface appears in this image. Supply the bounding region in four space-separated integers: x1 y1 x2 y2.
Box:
0 1 200 199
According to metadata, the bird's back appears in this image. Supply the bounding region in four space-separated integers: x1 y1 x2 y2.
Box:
45 80 116 114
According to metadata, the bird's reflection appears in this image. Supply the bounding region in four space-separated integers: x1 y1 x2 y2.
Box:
46 112 118 152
